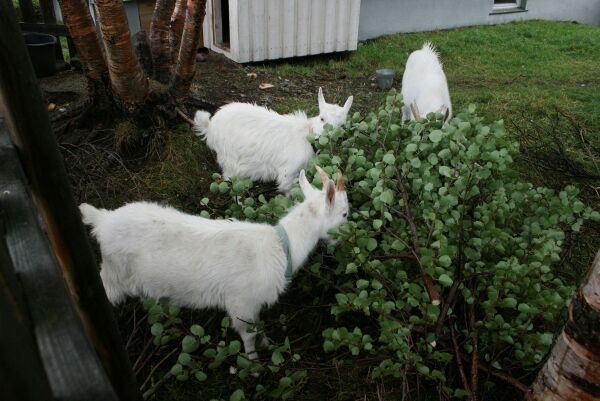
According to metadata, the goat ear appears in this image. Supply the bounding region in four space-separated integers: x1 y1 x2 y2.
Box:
315 165 329 187
343 96 353 114
299 169 313 197
325 180 335 206
318 87 326 111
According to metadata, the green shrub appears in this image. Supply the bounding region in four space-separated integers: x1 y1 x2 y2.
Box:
150 90 598 398
143 298 306 400
311 91 598 394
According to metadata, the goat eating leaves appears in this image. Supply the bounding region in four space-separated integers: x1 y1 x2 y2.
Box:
193 87 353 194
401 42 452 122
80 168 348 357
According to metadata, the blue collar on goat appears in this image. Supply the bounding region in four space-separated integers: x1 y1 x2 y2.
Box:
275 224 293 283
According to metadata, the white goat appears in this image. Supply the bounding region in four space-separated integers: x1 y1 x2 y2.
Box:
193 88 353 194
80 168 348 357
401 42 452 122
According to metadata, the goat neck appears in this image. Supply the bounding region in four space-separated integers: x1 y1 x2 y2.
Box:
277 197 323 274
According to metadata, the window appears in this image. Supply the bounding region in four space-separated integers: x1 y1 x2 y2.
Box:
494 0 517 9
492 0 527 13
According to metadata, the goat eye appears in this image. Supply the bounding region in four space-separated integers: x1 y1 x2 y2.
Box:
342 212 347 217
320 117 325 122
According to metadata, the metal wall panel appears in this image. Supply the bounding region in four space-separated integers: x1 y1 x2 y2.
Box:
203 0 361 63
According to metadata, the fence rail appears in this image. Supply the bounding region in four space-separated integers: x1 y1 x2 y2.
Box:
0 2 141 399
12 0 77 63
0 116 118 401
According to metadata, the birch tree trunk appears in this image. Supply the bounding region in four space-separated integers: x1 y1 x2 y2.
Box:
526 251 600 401
169 0 187 62
170 0 206 100
54 0 111 105
94 0 148 112
150 0 176 83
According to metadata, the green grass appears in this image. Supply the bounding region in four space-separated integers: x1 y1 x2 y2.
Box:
262 19 600 274
268 21 600 129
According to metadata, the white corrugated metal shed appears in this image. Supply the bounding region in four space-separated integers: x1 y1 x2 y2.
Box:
203 0 361 63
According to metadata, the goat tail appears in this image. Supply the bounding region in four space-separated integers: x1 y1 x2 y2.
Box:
193 110 211 137
79 203 107 228
421 42 442 63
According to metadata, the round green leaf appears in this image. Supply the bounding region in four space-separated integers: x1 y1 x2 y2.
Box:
429 130 443 143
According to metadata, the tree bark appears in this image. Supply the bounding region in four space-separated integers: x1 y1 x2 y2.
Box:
170 0 206 101
55 0 111 105
150 0 176 83
169 0 187 63
94 0 148 112
526 250 600 401
133 30 153 77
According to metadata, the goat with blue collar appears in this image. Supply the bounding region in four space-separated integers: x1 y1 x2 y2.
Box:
79 167 348 358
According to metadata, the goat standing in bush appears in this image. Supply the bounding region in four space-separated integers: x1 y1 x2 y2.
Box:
80 168 348 357
193 88 353 194
401 42 452 122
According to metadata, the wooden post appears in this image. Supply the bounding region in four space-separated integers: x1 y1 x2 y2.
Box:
39 0 56 22
0 119 118 401
35 0 65 65
0 4 141 401
0 221 54 401
17 0 37 22
526 251 600 401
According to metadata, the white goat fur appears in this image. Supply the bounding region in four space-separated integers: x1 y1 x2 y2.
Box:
194 88 353 194
401 42 452 121
79 169 348 356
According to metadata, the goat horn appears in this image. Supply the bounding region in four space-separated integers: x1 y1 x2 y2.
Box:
315 165 329 184
336 170 345 192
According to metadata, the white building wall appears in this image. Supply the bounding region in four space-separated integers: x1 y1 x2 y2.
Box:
358 0 600 40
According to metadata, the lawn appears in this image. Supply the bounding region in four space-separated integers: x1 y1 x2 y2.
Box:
258 19 600 275
53 19 599 401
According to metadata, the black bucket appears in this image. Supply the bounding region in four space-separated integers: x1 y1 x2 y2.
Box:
23 32 57 78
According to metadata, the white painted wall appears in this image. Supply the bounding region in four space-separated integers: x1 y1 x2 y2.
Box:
203 0 361 63
359 0 600 40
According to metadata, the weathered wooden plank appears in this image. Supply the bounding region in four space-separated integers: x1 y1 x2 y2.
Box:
347 0 360 51
266 0 281 59
281 0 295 58
0 3 141 401
234 0 250 62
295 0 310 57
335 0 349 52
309 0 323 54
228 0 240 61
67 35 77 58
204 0 360 62
0 219 54 401
323 0 336 53
55 35 66 63
251 0 265 61
19 21 69 35
0 120 118 401
39 0 56 22
18 0 37 22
